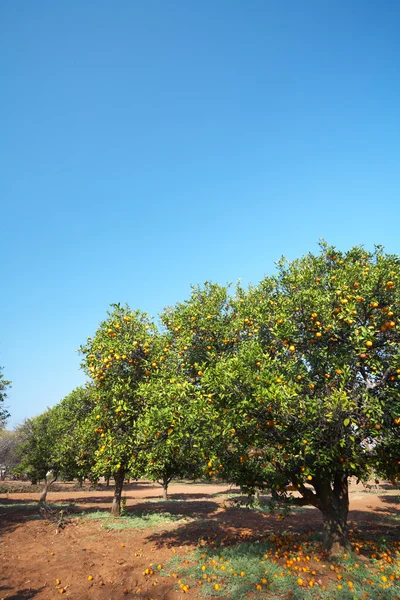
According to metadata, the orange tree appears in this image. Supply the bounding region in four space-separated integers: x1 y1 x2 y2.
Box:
133 334 210 500
14 388 96 499
160 282 236 390
51 386 97 484
167 245 400 554
79 304 158 515
159 282 237 480
15 410 61 500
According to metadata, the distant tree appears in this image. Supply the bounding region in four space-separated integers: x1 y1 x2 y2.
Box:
134 374 206 500
51 386 96 483
0 430 22 479
16 410 60 500
15 386 98 501
0 366 11 427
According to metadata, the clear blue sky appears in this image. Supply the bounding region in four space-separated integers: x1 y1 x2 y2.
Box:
2 1 400 429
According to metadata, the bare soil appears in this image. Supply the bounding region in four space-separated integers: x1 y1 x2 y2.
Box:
0 480 398 600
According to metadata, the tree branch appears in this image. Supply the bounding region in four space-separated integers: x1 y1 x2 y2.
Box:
290 495 315 507
360 365 392 390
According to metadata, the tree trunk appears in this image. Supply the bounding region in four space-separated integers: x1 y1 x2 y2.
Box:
111 469 125 516
39 481 49 503
78 476 83 488
162 482 168 501
319 473 350 555
39 470 57 504
105 475 110 487
161 475 171 501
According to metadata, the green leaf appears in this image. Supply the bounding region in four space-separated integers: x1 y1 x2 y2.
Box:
343 418 350 427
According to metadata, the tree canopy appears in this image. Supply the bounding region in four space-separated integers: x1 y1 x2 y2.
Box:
158 243 400 552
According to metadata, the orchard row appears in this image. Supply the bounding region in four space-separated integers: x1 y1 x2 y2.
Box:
14 243 400 555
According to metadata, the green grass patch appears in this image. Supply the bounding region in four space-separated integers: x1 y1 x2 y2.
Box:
0 501 75 510
0 501 38 509
79 510 192 530
144 498 182 504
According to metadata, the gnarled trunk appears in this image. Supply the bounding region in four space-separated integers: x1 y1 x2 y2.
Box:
39 470 57 504
293 472 350 556
111 469 125 516
319 473 350 555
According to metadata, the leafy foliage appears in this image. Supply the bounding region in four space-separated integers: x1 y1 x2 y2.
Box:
0 429 22 478
51 386 97 481
0 366 11 427
79 304 159 479
14 386 96 484
134 372 207 495
15 411 60 484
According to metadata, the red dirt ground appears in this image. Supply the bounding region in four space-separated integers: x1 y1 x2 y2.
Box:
0 480 398 600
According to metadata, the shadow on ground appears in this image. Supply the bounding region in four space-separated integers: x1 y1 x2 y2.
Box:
378 493 400 506
145 504 399 553
0 585 45 599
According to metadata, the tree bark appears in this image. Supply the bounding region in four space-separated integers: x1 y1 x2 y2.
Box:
318 473 350 555
162 482 168 501
39 470 57 504
111 469 125 516
161 475 171 501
